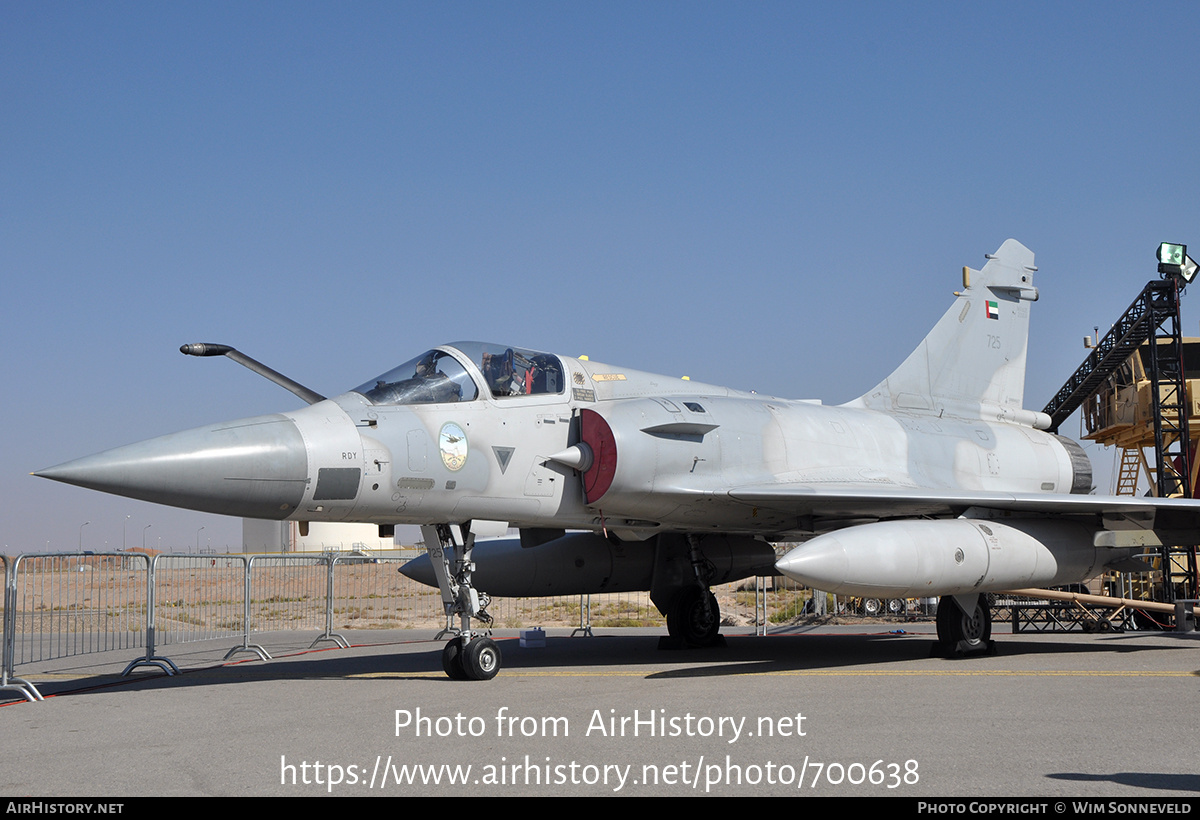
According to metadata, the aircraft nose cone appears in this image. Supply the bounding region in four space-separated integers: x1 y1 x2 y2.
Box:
775 537 850 592
399 554 436 588
35 414 308 519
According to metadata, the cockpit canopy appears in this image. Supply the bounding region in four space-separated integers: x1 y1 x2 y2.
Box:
352 342 565 405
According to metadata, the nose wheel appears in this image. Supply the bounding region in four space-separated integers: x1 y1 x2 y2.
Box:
442 635 501 681
441 636 468 680
423 522 503 680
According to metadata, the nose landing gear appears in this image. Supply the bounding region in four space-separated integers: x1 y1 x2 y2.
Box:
423 522 502 681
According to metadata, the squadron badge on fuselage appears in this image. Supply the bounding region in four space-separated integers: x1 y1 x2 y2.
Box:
439 422 468 472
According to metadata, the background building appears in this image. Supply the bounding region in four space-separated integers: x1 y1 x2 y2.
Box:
241 519 397 553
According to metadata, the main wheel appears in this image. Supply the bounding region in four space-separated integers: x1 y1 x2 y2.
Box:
863 598 882 616
667 587 721 647
462 637 501 681
442 636 468 680
936 596 991 650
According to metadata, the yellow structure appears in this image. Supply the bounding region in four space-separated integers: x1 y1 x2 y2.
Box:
1081 339 1200 598
1082 338 1200 495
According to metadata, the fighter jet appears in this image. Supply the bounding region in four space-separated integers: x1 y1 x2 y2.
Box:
36 239 1200 680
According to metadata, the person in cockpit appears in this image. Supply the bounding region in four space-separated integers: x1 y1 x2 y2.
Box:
482 349 522 397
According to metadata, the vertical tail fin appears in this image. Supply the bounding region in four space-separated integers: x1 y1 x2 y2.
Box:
849 239 1049 428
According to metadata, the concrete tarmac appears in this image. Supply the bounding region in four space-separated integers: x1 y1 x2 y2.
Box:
2 622 1198 797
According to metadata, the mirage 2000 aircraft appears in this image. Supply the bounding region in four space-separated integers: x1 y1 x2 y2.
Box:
36 240 1200 680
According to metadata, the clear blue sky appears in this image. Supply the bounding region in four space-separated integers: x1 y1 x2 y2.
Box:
4 2 1199 552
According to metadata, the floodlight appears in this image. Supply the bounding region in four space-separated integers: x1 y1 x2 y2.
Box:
1158 242 1198 284
1158 242 1187 277
1182 254 1200 284
1158 242 1186 268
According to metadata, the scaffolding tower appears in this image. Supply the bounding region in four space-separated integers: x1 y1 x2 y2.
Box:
1042 277 1198 605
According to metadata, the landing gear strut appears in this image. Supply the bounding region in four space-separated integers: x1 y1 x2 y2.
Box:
662 535 724 648
423 523 501 680
934 594 995 656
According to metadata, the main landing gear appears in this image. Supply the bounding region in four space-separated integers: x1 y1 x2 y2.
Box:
933 594 995 657
661 535 724 648
666 586 721 647
422 522 501 681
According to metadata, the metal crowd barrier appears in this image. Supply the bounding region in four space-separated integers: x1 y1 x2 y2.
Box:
2 553 42 702
153 554 246 649
326 552 439 632
6 552 152 689
1 548 821 702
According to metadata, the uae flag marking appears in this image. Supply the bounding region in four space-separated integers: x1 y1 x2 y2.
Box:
986 300 999 320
